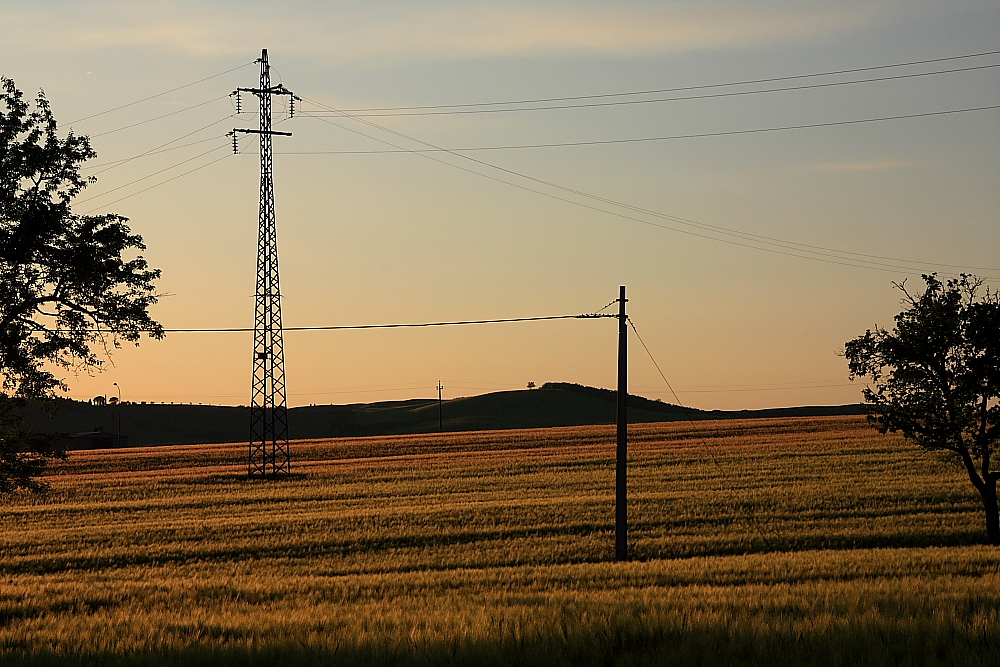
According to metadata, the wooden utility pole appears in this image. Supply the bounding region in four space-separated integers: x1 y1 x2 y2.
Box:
437 381 444 432
616 285 628 561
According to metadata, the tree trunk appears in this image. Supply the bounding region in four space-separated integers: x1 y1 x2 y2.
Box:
981 482 1000 546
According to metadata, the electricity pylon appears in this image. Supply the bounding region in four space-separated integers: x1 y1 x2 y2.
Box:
232 49 297 477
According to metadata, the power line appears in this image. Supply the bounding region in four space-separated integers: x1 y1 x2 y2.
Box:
298 96 998 277
83 135 228 170
76 144 229 206
88 96 229 138
111 380 854 401
286 104 1000 159
295 383 446 395
637 379 852 390
68 61 255 125
318 49 1000 113
300 63 1000 117
80 152 232 215
69 60 996 276
64 312 616 334
294 386 437 396
113 381 522 401
640 383 855 394
73 112 234 216
83 114 235 174
302 110 993 275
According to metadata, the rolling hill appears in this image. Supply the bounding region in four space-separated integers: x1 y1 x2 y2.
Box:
20 382 865 447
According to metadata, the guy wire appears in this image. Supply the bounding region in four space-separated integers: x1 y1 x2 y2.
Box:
627 316 780 550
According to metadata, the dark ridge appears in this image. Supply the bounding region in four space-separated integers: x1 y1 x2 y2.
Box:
539 382 693 414
18 386 866 447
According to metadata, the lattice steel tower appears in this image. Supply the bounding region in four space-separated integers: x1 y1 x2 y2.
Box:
232 49 296 477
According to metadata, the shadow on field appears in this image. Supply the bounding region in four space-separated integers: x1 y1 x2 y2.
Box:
7 626 995 667
241 472 310 482
3 527 990 577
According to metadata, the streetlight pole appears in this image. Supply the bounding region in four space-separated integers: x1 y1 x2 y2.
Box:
113 382 122 446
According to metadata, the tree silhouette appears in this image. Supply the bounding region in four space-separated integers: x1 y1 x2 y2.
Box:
846 275 1000 544
0 77 163 491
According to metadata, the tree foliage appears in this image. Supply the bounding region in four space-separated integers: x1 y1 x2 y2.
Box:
0 76 163 491
0 395 59 493
846 274 1000 544
1 77 164 398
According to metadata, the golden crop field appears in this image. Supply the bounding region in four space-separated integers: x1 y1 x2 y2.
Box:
1 416 998 666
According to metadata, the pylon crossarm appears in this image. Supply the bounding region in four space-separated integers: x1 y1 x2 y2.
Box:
236 86 294 96
234 128 292 137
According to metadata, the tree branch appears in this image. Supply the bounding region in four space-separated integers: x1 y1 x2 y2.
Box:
956 439 986 493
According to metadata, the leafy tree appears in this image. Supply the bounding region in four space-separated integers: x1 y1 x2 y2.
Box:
846 275 1000 544
0 76 163 491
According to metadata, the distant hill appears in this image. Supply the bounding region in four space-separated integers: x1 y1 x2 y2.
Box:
20 382 866 447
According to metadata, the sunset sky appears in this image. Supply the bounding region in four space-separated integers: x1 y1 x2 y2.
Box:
2 1 998 410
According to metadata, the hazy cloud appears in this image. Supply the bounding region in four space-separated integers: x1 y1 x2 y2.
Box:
810 159 930 172
4 1 890 66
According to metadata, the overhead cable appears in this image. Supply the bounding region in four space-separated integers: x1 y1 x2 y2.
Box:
88 96 229 138
648 383 855 394
76 144 229 206
627 315 779 548
62 312 617 334
297 95 998 276
285 104 1000 157
300 63 1000 117
80 152 232 215
68 61 255 125
83 135 228 171
84 114 236 174
322 49 1000 112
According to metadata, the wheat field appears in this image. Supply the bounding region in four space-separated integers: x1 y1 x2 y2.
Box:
1 416 997 665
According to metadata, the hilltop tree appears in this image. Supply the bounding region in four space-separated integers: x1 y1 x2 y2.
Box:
0 76 163 491
846 274 1000 545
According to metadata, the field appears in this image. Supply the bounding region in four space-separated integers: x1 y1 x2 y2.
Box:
1 416 998 665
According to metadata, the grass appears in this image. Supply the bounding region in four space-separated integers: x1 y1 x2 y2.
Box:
1 416 997 665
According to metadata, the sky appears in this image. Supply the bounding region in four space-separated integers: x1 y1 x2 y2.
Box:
2 0 998 410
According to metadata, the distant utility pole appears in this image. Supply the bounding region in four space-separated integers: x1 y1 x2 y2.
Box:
437 381 444 432
232 49 298 478
616 285 628 561
113 382 121 446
